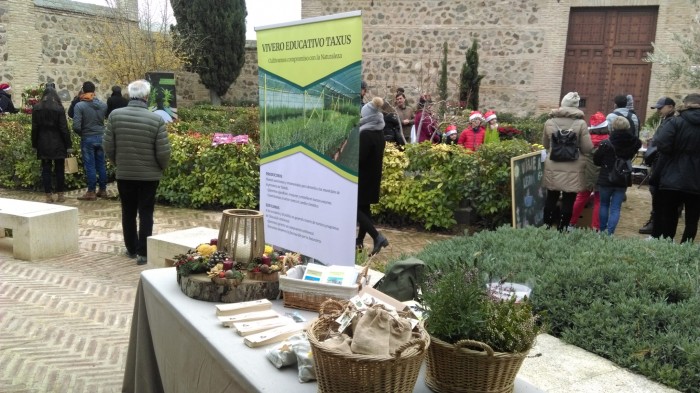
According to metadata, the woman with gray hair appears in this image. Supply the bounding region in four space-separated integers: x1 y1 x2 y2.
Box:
357 97 389 255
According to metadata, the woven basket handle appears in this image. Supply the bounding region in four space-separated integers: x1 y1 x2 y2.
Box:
319 298 346 316
454 339 495 356
393 338 426 358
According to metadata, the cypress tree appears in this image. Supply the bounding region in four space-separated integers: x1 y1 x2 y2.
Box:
459 39 484 110
438 41 448 117
171 0 247 105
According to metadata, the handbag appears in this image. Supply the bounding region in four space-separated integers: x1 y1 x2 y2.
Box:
65 155 79 174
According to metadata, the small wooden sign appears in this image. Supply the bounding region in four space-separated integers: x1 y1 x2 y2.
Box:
218 310 280 327
232 317 295 336
215 299 273 316
243 323 305 348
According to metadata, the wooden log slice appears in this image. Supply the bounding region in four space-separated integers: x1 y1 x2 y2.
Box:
177 273 280 303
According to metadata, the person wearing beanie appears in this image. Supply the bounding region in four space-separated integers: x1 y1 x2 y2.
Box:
650 93 700 243
542 91 593 231
569 112 610 230
73 80 108 201
444 124 458 145
0 83 19 114
483 110 500 144
107 85 129 117
638 96 677 235
458 111 486 151
357 97 389 256
606 94 640 137
413 95 439 143
593 116 641 235
31 87 72 203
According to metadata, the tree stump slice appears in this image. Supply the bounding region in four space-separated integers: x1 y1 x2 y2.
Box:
177 273 280 303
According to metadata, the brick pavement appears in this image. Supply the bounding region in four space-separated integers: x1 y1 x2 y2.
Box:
0 185 450 393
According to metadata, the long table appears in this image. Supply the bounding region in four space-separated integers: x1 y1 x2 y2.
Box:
122 268 539 393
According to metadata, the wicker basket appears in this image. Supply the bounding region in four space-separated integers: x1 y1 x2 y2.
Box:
425 336 528 393
279 265 368 312
307 307 430 393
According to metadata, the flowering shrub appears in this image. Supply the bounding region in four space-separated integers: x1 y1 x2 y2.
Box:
20 84 46 114
497 124 523 140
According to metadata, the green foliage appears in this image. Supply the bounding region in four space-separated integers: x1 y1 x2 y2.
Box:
158 132 260 209
459 39 484 110
0 114 112 190
416 227 700 392
438 41 448 117
171 0 247 100
375 140 531 230
422 263 540 353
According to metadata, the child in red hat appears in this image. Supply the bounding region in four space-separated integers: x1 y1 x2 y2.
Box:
0 83 18 114
444 124 458 145
483 110 500 144
458 111 485 151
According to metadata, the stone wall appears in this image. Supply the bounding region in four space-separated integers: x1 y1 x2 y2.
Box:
0 0 254 108
2 0 697 115
302 0 697 117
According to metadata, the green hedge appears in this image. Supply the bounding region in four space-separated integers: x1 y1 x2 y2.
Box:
1 107 547 229
415 226 699 393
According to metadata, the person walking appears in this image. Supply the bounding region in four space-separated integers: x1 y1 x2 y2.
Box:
103 80 171 264
31 88 72 203
650 93 700 243
541 92 594 231
593 117 641 235
73 81 108 200
356 97 389 255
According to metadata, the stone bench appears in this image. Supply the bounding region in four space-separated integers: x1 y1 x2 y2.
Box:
0 197 79 261
147 226 220 267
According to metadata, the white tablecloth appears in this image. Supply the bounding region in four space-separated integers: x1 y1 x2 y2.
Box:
121 268 539 393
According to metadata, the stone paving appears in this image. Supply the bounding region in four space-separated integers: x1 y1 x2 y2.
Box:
0 185 450 393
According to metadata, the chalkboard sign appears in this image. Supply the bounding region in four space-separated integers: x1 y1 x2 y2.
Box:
511 151 546 228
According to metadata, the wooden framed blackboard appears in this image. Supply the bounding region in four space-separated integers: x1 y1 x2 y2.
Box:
511 151 546 228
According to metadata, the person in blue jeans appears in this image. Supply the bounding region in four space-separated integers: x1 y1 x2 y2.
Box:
593 116 642 235
72 81 108 200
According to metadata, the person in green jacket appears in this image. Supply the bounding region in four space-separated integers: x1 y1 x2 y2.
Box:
483 110 500 144
103 79 171 265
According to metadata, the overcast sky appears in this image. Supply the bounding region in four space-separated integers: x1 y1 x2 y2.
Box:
73 0 302 40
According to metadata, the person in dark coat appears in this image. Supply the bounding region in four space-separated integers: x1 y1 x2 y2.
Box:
650 93 700 243
106 85 129 117
593 116 641 235
357 97 389 255
0 83 19 114
382 102 405 147
31 88 72 203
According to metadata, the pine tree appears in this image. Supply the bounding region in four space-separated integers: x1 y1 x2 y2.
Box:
459 39 484 110
171 0 247 105
438 41 449 117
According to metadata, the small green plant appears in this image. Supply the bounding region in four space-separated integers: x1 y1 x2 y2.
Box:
422 264 539 353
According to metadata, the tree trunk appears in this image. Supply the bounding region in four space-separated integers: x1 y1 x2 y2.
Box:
210 89 222 106
177 273 280 303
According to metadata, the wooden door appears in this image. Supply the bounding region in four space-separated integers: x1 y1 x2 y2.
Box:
561 7 657 122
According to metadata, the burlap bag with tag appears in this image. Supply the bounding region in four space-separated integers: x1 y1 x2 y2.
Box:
350 306 391 355
388 317 413 354
319 333 353 354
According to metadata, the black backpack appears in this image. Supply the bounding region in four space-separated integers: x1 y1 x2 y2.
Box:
602 140 633 187
549 122 579 162
614 110 638 137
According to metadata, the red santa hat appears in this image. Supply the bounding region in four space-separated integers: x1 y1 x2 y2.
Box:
0 83 10 92
445 124 457 136
484 110 497 122
469 111 483 121
588 111 608 129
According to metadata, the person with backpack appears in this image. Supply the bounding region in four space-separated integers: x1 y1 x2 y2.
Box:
593 116 641 235
606 94 640 138
73 81 108 201
541 92 593 231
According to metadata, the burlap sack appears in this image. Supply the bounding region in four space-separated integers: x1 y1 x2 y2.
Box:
319 333 353 354
350 306 390 355
389 317 413 355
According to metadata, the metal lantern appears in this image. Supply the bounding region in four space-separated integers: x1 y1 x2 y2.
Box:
217 209 265 264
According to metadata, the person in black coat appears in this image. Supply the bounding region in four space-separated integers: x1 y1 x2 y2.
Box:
357 97 389 255
593 116 641 235
382 103 405 147
651 93 700 243
31 88 72 203
0 83 19 114
106 85 129 117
